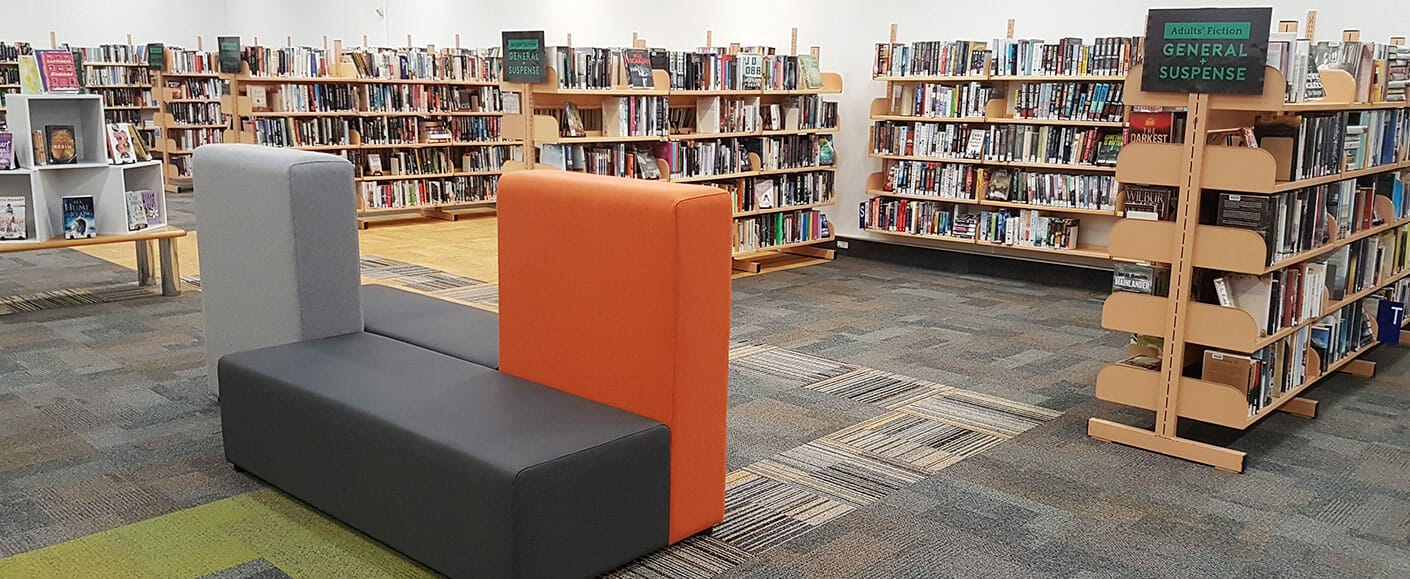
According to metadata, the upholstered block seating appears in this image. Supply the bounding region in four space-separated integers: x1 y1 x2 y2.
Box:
219 332 669 578
194 145 731 578
361 284 499 369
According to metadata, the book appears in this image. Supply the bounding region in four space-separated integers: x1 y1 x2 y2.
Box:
1216 193 1277 261
623 49 653 88
1094 133 1124 166
367 153 384 176
45 125 78 164
1127 110 1175 144
818 135 835 165
798 55 823 89
124 190 148 231
1119 354 1161 370
62 195 96 239
634 147 660 180
1113 262 1171 296
0 132 12 170
31 130 47 165
738 54 763 90
1223 274 1275 336
0 196 26 241
35 50 80 93
126 125 151 162
1122 184 1177 221
248 85 269 112
106 123 138 164
218 36 242 73
141 190 161 226
1202 350 1258 411
984 169 1013 201
18 55 43 94
755 179 775 209
564 102 585 137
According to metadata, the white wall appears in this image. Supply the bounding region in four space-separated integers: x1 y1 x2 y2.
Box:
13 0 1410 242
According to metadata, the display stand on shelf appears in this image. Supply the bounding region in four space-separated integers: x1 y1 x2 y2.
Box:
509 29 844 274
228 35 520 228
0 94 184 296
1089 19 1410 471
155 38 229 193
864 23 1138 267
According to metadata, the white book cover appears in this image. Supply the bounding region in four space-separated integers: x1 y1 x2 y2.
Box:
1226 274 1275 334
602 97 629 137
0 196 26 241
696 97 721 134
124 190 148 231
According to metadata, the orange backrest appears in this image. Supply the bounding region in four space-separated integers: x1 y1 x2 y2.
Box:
497 171 731 543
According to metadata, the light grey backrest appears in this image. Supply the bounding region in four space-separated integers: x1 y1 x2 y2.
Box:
192 145 363 397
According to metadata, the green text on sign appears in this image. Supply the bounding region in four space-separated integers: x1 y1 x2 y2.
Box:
1163 22 1251 40
507 39 540 50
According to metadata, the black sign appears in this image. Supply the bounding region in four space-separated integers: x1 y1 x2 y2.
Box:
147 43 165 71
218 36 242 74
501 31 547 83
1142 7 1272 95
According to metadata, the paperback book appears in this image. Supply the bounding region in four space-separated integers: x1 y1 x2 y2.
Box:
124 190 148 231
62 195 97 239
0 132 12 170
623 49 654 88
35 49 80 93
141 190 162 226
0 196 26 241
107 123 138 164
46 125 78 164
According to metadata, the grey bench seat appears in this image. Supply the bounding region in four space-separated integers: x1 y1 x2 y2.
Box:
361 284 499 369
219 331 670 578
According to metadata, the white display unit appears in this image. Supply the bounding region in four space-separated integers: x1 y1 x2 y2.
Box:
0 95 169 244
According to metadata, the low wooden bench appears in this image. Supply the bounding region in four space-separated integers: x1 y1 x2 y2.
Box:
0 226 187 296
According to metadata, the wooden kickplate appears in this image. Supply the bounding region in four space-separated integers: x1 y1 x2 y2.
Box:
1278 397 1318 418
1338 359 1376 378
1088 418 1246 473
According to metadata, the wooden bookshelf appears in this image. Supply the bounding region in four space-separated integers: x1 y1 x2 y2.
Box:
80 43 160 154
1088 56 1410 472
151 43 232 193
223 39 521 227
866 25 1130 265
513 34 844 273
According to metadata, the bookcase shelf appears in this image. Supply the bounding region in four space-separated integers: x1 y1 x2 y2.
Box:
734 200 836 218
1091 44 1410 471
733 235 836 258
978 199 1117 216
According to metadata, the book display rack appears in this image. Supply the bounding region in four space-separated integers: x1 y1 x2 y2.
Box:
0 93 184 296
226 36 520 228
1089 18 1410 472
155 41 229 193
508 29 843 273
864 23 1140 265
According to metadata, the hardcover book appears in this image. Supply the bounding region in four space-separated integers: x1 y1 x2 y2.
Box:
634 147 660 179
107 123 138 164
31 130 47 165
0 196 26 240
62 195 97 239
35 50 80 93
0 132 12 170
1127 110 1174 144
124 190 148 231
563 102 585 137
45 125 78 164
818 135 835 165
623 49 654 88
1112 262 1171 296
738 54 763 90
1122 185 1178 221
126 125 151 161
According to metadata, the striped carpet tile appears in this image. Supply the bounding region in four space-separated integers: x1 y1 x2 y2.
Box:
603 536 753 579
728 347 857 383
706 471 855 554
901 390 1060 438
0 285 167 316
433 283 499 310
744 441 929 508
803 368 949 409
825 412 1006 473
728 341 776 361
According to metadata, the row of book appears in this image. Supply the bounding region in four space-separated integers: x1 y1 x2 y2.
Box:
345 47 502 82
723 172 834 214
873 37 1142 78
168 128 223 150
537 143 661 179
989 37 1143 77
362 84 501 113
888 82 993 119
358 116 502 144
357 146 516 177
245 117 353 147
165 102 224 125
551 46 829 91
671 96 838 136
984 170 1115 211
882 161 980 199
1212 181 1388 266
734 209 831 253
861 198 969 239
359 175 499 210
979 209 1080 249
97 88 156 108
658 138 749 179
1272 35 1410 104
77 44 146 64
0 190 163 243
242 46 330 78
85 66 151 86
758 134 835 170
162 77 223 100
1008 81 1124 122
872 121 1123 167
162 47 218 75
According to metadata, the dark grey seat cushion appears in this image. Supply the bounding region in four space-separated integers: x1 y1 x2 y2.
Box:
220 332 670 578
361 284 499 369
